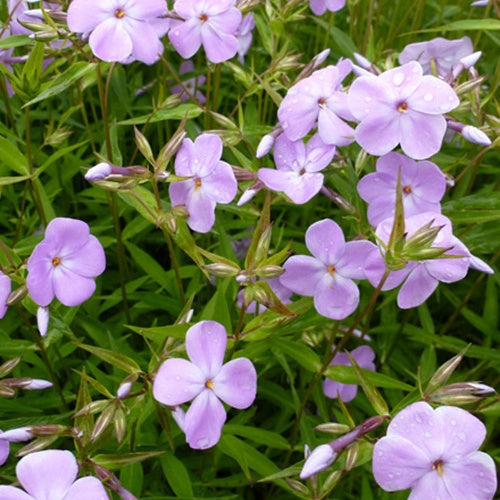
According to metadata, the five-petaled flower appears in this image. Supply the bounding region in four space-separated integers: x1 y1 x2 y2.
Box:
281 219 376 320
27 217 106 307
153 320 257 449
169 0 242 63
372 401 497 499
0 449 109 499
348 61 459 159
169 134 238 233
67 0 169 64
309 0 346 15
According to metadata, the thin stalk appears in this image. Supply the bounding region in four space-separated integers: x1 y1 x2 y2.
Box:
227 302 247 360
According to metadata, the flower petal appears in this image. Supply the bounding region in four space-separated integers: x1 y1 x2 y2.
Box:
186 321 227 378
186 191 216 233
67 0 111 33
26 254 54 307
202 161 237 204
306 218 345 264
397 264 438 309
52 267 97 307
184 390 226 449
0 436 9 466
278 93 318 141
169 18 202 59
348 74 394 121
323 378 358 402
192 134 223 176
201 24 238 63
314 273 359 320
352 345 376 371
153 359 205 406
281 255 325 296
409 471 452 500
63 477 108 500
355 112 401 157
336 240 377 279
283 173 324 204
373 434 431 491
89 18 133 63
0 487 33 500
17 449 78 500
213 358 257 409
317 107 355 146
174 138 195 176
407 75 459 115
379 62 423 100
399 112 446 160
126 19 163 64
45 218 90 252
61 235 106 278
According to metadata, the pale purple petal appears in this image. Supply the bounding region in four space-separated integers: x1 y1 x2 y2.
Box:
314 273 359 320
324 379 358 402
36 307 49 337
397 265 439 309
352 345 376 371
213 358 257 409
0 436 9 466
27 255 54 307
310 0 327 15
317 107 355 146
153 359 205 405
410 160 447 201
126 0 166 19
408 472 452 500
305 134 336 172
379 62 423 101
434 406 486 461
386 401 444 460
208 7 242 33
63 477 108 500
273 134 305 171
61 235 106 278
45 218 90 251
425 252 469 283
355 112 401 156
0 487 33 500
258 169 297 191
283 173 324 204
67 0 110 33
442 452 497 500
89 18 133 63
201 24 238 63
399 112 447 160
126 18 163 64
0 272 11 318
306 219 345 264
184 390 226 449
169 180 192 208
202 162 237 204
407 76 459 114
348 75 394 121
169 18 202 59
300 444 336 478
337 241 378 279
281 255 326 296
17 449 78 500
186 321 227 378
186 190 216 233
373 434 431 491
278 94 318 141
174 138 195 176
192 134 223 176
52 267 97 307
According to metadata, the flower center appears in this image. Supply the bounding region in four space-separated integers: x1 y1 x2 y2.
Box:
397 101 408 113
199 13 208 22
318 97 327 109
403 185 412 194
52 257 61 266
114 8 125 19
205 379 214 390
432 459 444 477
327 265 335 277
194 178 202 190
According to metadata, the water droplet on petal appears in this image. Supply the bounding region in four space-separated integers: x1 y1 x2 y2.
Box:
424 93 433 102
414 414 422 424
378 451 384 457
175 375 180 381
458 432 467 441
412 65 419 73
393 72 405 86
424 431 431 438
365 96 372 102
451 420 456 426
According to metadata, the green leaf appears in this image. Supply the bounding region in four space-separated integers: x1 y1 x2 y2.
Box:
160 452 194 498
270 337 322 373
92 452 164 470
23 62 98 107
116 104 203 125
76 343 142 374
0 137 29 174
127 323 189 342
0 174 30 185
224 424 291 450
412 19 500 33
0 34 31 49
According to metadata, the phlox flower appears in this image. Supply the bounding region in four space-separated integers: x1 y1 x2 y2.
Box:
323 346 376 402
373 401 497 499
399 37 474 77
278 61 356 147
357 152 446 226
236 13 255 63
170 61 206 104
169 0 242 64
348 61 459 159
27 217 106 307
0 272 11 319
67 0 169 64
364 213 485 309
0 449 109 499
309 0 346 15
258 133 335 204
153 320 257 449
169 134 237 233
281 219 376 320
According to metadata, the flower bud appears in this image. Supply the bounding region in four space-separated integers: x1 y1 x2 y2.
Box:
256 134 275 158
0 357 21 378
134 126 154 165
256 265 284 279
203 263 240 277
0 427 33 442
85 162 112 182
470 1 489 7
117 374 138 399
30 30 59 42
352 64 373 77
300 444 337 479
171 406 186 431
461 125 492 146
312 49 331 69
91 404 116 442
427 349 466 392
7 285 27 306
0 385 16 398
22 378 53 390
314 423 351 435
237 187 258 206
353 52 372 70
37 306 49 337
344 442 360 471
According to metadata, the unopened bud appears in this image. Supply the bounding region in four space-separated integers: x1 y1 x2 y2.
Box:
85 162 112 182
117 374 138 399
256 265 284 279
0 427 33 442
37 306 49 337
118 487 139 500
352 64 373 77
427 349 467 392
178 308 194 324
430 394 483 405
237 187 259 206
114 408 127 444
320 470 343 496
300 444 337 479
0 385 16 398
256 134 275 158
432 381 495 396
285 478 311 495
30 30 59 42
22 378 53 390
353 52 372 70
312 49 331 69
235 271 252 284
232 166 257 182
94 464 122 491
171 406 186 431
344 442 360 471
471 1 489 7
203 263 240 277
134 127 154 165
91 404 116 441
314 423 351 435
7 285 27 306
0 357 21 378
461 125 492 146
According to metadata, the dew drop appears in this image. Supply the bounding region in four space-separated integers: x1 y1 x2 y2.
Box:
414 414 423 424
364 108 370 113
393 72 405 86
388 473 394 479
392 423 398 428
378 451 384 457
479 472 484 477
175 375 180 381
412 65 419 73
451 419 456 426
197 437 209 448
423 93 433 102
458 432 467 441
365 96 372 102
424 431 431 438
282 121 289 129
174 30 180 36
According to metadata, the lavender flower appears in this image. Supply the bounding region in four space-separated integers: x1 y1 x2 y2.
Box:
324 346 376 402
364 213 479 309
0 449 109 498
373 402 497 499
280 219 376 320
399 37 474 77
258 133 335 204
357 152 447 226
26 217 106 307
277 62 355 147
153 320 257 449
170 61 206 104
169 0 242 63
309 0 346 15
0 272 11 319
235 13 255 63
169 134 237 233
67 0 169 64
348 61 459 159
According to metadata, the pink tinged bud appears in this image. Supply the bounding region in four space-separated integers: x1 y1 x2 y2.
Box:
352 64 373 77
237 188 258 206
256 134 275 158
171 406 186 431
460 51 482 69
467 382 495 394
0 427 33 442
300 444 337 479
469 254 494 274
23 379 53 390
118 487 139 500
37 306 49 337
117 381 132 399
353 52 372 70
84 162 112 181
470 0 489 6
312 49 330 69
461 125 492 146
